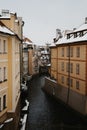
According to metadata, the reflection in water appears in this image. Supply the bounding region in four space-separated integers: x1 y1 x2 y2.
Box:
26 75 87 130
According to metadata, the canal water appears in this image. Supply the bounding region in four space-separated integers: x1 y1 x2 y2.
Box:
26 75 87 130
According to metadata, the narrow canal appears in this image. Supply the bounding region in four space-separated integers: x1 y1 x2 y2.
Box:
26 75 87 130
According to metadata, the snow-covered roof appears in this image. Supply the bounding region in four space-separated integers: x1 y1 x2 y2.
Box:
0 15 10 19
0 23 14 35
25 42 32 45
50 42 56 47
41 50 49 54
15 19 19 23
73 23 87 32
56 23 87 45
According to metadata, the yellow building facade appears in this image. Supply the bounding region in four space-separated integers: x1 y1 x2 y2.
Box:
0 33 8 122
29 49 33 75
50 46 57 80
49 21 87 115
57 44 86 95
0 10 23 129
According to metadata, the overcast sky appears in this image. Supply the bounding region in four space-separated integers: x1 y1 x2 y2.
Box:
0 0 87 45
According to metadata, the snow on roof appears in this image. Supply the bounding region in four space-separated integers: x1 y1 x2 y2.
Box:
50 42 56 47
56 32 87 45
0 23 14 35
73 23 87 32
23 37 32 43
41 50 49 54
56 23 87 45
0 15 10 19
25 42 32 45
15 19 19 23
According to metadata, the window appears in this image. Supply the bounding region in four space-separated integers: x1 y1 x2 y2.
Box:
76 81 79 89
70 79 73 87
67 34 70 39
66 46 70 57
70 63 73 73
70 47 73 57
67 78 70 86
3 95 6 109
74 33 77 38
3 67 6 80
61 62 64 71
79 31 83 37
0 68 2 82
76 47 80 57
66 62 70 72
61 48 64 57
61 76 64 84
3 40 7 53
0 39 1 53
76 64 80 75
0 97 1 111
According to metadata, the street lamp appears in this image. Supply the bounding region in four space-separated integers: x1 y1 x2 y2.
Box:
0 118 13 129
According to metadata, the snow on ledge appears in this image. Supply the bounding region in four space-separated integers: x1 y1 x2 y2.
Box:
45 76 57 83
22 100 29 111
20 114 27 130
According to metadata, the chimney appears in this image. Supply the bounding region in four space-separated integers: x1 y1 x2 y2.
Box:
56 29 62 40
85 17 87 24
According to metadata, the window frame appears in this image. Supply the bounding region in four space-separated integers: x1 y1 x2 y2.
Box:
76 47 80 57
61 48 64 57
76 64 80 75
3 95 6 110
61 62 64 71
61 76 64 84
76 81 80 90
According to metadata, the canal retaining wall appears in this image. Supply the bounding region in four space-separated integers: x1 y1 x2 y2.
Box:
43 77 87 116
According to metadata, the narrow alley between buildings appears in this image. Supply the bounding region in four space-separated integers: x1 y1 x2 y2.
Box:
25 75 87 130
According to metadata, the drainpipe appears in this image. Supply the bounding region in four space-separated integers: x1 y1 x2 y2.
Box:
20 21 24 84
66 44 70 104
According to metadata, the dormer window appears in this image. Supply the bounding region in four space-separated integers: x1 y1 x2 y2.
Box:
67 34 70 39
2 10 9 17
74 33 77 38
79 31 83 37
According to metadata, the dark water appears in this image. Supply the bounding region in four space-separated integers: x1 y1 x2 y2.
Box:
26 75 87 130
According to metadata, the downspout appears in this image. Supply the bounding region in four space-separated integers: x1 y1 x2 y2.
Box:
20 21 24 84
66 44 71 104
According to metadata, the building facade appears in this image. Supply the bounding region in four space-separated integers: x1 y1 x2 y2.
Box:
0 24 9 123
50 43 57 80
45 19 87 115
0 10 24 130
23 37 33 79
